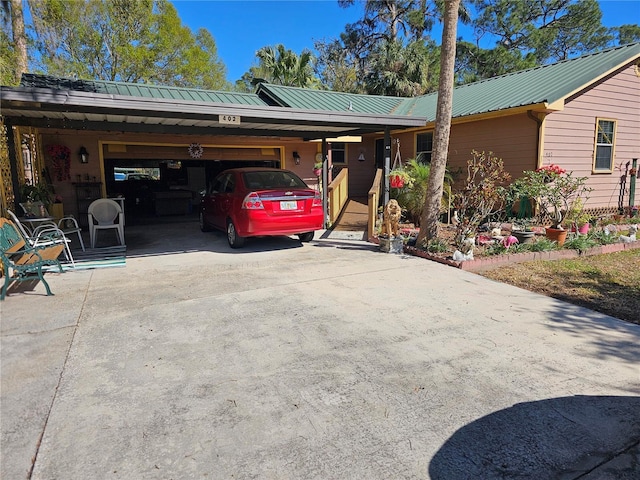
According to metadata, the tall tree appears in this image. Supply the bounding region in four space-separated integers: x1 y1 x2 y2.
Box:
0 0 27 85
28 0 228 89
417 0 460 244
365 38 439 95
470 0 611 64
313 37 362 93
316 0 449 94
611 24 640 45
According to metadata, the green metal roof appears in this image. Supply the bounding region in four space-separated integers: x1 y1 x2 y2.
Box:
256 84 407 115
19 74 266 106
17 42 640 123
258 43 640 121
402 42 640 120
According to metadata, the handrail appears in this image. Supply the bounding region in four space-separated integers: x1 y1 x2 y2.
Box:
327 168 349 226
367 169 383 240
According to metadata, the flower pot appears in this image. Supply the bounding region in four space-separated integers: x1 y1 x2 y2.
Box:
512 230 535 244
570 223 590 234
390 175 405 188
313 168 322 177
545 227 568 246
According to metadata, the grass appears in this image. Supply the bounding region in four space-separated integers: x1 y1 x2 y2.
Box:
480 249 640 324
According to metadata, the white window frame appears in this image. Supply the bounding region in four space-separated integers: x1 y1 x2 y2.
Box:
593 118 617 173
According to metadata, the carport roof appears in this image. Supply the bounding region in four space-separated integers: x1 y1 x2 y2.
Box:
1 75 426 138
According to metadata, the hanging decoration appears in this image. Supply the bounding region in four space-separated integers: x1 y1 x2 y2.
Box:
388 139 406 188
46 144 71 181
188 143 204 159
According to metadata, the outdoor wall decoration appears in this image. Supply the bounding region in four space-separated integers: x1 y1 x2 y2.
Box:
188 143 203 159
46 144 71 181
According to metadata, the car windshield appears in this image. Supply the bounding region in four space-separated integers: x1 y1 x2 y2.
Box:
243 171 308 190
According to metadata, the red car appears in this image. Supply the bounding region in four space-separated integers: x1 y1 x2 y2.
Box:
200 167 324 248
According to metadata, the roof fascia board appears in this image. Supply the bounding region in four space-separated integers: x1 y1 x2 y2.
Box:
1 115 382 138
1 86 426 129
450 103 555 126
363 103 554 135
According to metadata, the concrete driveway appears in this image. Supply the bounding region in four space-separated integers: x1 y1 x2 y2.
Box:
2 222 639 479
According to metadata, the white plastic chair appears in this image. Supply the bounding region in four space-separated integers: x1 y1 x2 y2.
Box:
87 199 125 248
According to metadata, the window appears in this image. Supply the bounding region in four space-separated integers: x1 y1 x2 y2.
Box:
594 119 616 172
416 132 433 163
331 142 346 164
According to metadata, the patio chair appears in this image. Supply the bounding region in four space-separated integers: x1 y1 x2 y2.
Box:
87 198 125 248
19 201 85 252
0 217 65 300
7 210 75 267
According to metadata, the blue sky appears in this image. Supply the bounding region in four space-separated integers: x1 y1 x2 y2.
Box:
172 0 640 83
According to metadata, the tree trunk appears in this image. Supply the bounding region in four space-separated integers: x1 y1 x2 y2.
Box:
416 0 460 246
11 0 27 84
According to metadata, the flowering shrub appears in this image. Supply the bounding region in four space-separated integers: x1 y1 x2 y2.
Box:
46 144 71 181
536 164 566 175
506 167 592 229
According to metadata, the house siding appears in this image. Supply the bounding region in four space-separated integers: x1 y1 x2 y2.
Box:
543 64 640 210
385 114 538 186
447 114 539 181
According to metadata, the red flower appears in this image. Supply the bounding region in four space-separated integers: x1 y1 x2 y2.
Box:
536 164 566 175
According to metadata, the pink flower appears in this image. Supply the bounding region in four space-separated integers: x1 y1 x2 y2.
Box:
502 235 519 248
536 164 566 175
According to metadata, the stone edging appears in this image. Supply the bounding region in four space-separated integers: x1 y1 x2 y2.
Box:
403 240 640 272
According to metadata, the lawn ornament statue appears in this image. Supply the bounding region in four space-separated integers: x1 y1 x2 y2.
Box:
380 199 401 238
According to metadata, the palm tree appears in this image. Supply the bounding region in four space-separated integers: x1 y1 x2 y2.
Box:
417 0 460 245
255 44 316 87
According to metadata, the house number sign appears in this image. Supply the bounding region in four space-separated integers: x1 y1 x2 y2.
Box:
219 114 241 125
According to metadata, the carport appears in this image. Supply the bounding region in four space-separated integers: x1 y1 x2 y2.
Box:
1 75 426 230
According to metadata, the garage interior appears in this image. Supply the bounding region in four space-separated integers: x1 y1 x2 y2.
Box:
103 143 282 225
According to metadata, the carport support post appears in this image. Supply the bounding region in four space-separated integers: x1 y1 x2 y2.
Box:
322 138 328 228
4 118 22 211
383 127 391 206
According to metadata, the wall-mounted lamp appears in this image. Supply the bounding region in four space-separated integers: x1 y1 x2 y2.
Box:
79 146 89 164
293 151 301 165
358 149 366 162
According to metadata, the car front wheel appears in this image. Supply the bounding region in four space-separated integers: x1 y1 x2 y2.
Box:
227 219 245 248
298 231 314 242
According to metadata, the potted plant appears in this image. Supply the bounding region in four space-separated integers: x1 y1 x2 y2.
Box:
313 162 323 176
506 165 592 246
388 168 412 189
20 181 53 205
510 218 537 244
565 198 591 234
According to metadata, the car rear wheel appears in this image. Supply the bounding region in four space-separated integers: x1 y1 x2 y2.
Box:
199 211 211 232
298 231 315 242
227 219 245 248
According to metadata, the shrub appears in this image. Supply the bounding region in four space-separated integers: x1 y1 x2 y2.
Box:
453 151 511 250
393 159 453 226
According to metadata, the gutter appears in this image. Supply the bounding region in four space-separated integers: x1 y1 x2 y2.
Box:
527 110 544 169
